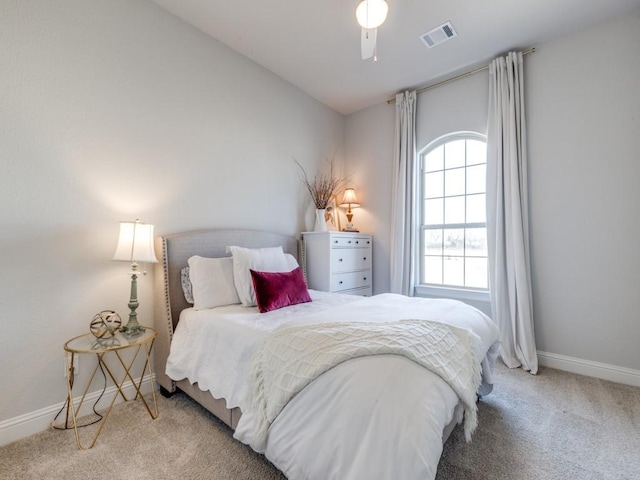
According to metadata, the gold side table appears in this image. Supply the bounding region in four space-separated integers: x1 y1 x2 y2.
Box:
60 328 159 449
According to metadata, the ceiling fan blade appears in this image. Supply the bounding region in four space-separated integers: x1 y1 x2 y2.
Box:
361 28 377 60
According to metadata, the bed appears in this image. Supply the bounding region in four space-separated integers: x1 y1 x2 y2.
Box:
153 228 500 480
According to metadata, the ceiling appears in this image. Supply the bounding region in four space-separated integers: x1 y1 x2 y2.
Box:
150 0 640 115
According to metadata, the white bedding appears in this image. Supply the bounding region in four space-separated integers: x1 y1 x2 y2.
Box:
166 290 358 410
166 291 500 480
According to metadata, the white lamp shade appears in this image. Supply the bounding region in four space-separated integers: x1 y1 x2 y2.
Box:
113 221 158 263
356 0 388 29
340 188 361 208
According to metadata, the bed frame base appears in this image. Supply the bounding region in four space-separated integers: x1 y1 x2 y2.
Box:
176 380 241 430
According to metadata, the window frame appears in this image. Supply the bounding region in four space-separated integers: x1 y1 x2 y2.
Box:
414 131 490 303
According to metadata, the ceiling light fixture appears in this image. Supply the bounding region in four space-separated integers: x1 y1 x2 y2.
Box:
356 0 388 29
356 0 388 61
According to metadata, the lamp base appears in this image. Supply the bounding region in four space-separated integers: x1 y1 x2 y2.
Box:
120 269 145 336
120 323 145 336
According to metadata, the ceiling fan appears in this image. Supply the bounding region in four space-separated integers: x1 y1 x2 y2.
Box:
356 0 389 61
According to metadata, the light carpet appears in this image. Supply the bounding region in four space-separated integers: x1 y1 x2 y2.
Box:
2 362 639 479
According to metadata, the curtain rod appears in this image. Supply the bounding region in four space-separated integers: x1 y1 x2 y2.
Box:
387 47 536 104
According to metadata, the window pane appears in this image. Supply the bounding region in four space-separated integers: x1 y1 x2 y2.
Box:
465 228 487 257
465 257 488 288
443 256 464 286
466 194 486 223
467 139 486 166
424 146 444 172
424 256 443 284
419 134 489 292
445 140 465 168
444 196 465 224
424 171 443 198
424 229 443 255
466 164 486 194
444 168 465 197
424 198 443 225
443 228 464 256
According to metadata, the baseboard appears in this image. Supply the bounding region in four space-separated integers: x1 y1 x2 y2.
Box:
538 351 640 387
0 374 156 447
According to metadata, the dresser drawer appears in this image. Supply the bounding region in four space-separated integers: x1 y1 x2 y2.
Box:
331 271 371 292
330 250 371 272
330 236 372 248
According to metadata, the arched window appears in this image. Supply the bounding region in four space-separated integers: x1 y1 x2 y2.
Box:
418 132 488 293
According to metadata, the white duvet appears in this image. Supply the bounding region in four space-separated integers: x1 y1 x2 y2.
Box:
166 291 500 480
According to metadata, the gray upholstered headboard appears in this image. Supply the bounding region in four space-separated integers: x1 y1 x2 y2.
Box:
153 228 300 392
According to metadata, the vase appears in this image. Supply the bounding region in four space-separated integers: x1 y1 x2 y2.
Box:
314 209 328 232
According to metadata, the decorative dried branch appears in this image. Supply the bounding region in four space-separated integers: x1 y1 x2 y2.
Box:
294 157 348 209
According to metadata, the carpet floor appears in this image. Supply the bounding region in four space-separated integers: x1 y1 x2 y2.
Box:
2 362 639 479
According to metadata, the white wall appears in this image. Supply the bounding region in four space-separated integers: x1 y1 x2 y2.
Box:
526 11 640 370
0 0 344 430
345 11 640 373
344 102 395 294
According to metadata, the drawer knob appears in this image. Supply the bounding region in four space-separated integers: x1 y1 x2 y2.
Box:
348 240 352 244
334 240 338 243
363 277 367 281
339 281 343 285
355 240 359 244
339 258 343 262
363 257 367 261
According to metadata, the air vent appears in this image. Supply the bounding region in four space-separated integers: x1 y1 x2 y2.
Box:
420 21 457 48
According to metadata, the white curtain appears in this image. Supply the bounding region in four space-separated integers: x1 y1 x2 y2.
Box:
390 91 417 296
486 52 538 373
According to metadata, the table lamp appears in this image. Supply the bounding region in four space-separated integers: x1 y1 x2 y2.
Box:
340 188 361 232
113 219 158 335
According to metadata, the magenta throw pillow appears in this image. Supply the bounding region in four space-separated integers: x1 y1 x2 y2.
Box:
250 266 312 313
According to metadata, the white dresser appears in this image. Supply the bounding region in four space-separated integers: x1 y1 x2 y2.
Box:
302 232 372 297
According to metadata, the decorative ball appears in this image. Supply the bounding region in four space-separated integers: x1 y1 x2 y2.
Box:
90 310 122 338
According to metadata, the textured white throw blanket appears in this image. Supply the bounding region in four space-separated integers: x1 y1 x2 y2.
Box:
246 318 482 451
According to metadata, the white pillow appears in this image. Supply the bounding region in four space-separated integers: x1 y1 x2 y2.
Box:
188 256 240 310
284 253 299 271
227 246 291 307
